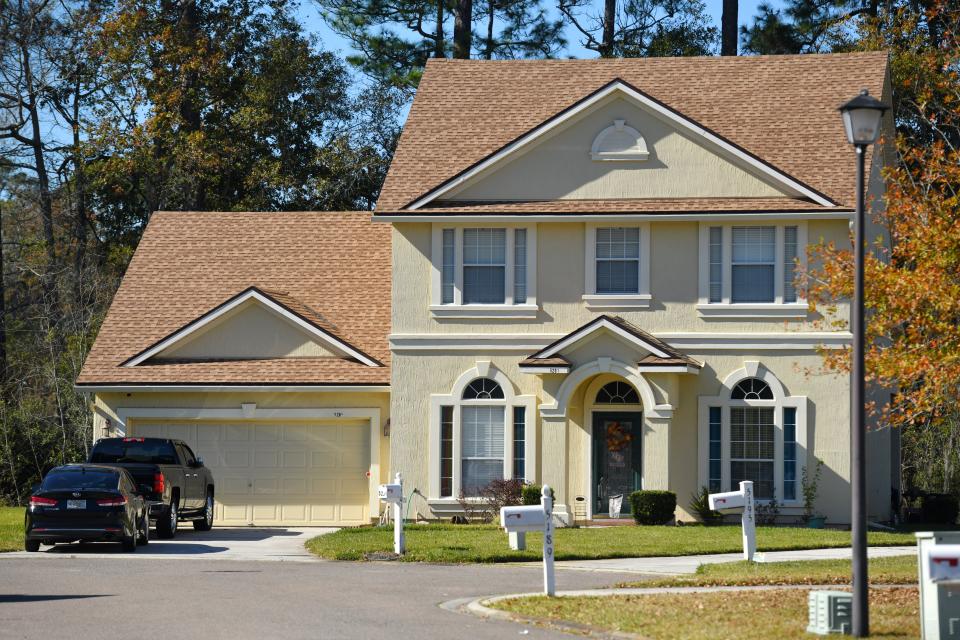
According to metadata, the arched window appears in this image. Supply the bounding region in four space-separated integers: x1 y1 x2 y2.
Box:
436 372 530 500
731 378 773 400
463 378 504 400
595 381 640 404
702 367 805 506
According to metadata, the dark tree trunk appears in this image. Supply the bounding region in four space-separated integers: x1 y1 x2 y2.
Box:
435 0 445 57
721 0 738 56
484 0 495 59
453 0 472 59
71 75 88 304
600 0 616 57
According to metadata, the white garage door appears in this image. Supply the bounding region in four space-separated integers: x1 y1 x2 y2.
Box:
130 421 371 526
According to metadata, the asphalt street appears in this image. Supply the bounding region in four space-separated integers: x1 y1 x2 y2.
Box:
0 554 638 639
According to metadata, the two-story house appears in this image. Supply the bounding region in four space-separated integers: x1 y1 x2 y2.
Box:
77 52 894 526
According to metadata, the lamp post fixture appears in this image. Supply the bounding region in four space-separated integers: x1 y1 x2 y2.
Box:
838 88 889 638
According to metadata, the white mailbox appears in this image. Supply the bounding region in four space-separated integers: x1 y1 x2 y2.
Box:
501 505 548 533
928 545 960 584
378 483 402 503
917 532 960 640
709 490 747 511
708 481 756 562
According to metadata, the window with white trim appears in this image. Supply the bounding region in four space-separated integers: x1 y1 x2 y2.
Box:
432 225 536 315
583 223 650 309
700 371 806 504
439 377 510 498
699 223 806 314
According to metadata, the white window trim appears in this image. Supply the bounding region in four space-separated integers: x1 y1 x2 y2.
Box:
430 224 538 319
698 362 807 506
697 222 808 319
583 223 651 310
428 362 536 500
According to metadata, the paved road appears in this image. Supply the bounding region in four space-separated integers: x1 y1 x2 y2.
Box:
0 556 639 639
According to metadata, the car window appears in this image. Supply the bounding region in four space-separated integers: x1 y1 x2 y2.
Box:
180 444 197 466
90 439 178 464
42 470 119 491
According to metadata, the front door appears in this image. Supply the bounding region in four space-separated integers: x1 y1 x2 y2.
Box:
592 412 643 515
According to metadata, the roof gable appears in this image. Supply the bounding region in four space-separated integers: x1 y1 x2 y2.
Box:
378 53 890 212
521 315 702 373
124 287 382 368
411 80 831 209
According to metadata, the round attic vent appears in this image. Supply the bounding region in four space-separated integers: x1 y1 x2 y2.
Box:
590 119 649 162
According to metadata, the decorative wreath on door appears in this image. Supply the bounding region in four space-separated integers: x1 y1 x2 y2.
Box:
605 421 633 451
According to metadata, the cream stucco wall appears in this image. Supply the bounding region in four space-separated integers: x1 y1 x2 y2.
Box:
391 219 851 336
159 301 339 360
388 347 891 525
449 96 796 201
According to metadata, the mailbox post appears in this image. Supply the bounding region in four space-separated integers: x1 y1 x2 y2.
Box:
501 485 556 596
917 531 960 639
378 472 404 555
709 481 756 561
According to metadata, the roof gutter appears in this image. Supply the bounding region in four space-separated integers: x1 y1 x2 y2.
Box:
74 384 391 394
371 210 854 223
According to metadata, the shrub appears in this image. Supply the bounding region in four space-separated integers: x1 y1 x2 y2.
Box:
688 486 723 525
522 484 542 505
629 490 676 525
921 493 959 524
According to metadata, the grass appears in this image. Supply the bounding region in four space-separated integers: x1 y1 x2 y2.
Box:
306 523 915 563
490 587 920 639
625 554 918 588
0 507 24 552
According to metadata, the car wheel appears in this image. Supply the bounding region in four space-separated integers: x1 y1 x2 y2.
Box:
24 539 40 553
193 492 214 531
156 501 178 539
121 525 137 552
137 511 149 546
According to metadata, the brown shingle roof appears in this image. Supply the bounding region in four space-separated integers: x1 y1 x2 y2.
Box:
77 211 391 386
377 53 889 212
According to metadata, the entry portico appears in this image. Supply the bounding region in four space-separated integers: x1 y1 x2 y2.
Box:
523 316 702 522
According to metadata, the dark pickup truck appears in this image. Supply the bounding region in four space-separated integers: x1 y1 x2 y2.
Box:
88 437 215 539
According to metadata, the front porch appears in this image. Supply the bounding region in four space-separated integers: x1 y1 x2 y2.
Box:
520 316 702 524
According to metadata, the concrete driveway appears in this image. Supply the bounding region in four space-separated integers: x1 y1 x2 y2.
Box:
5 526 330 562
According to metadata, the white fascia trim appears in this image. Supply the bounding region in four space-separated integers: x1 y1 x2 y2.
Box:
373 211 852 223
582 294 652 310
537 318 671 359
124 289 380 368
76 384 391 393
404 81 835 210
389 332 852 352
518 365 571 374
429 304 539 319
115 406 382 520
636 365 701 374
696 303 810 319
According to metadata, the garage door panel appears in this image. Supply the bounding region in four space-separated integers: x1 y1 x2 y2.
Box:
131 419 370 525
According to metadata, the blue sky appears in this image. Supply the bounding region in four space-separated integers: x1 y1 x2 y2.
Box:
296 0 784 60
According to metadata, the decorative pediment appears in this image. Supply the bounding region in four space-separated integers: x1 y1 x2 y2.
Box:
123 287 381 367
408 79 835 209
519 315 701 374
590 119 649 161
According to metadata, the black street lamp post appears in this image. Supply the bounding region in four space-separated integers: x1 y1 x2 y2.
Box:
838 88 889 638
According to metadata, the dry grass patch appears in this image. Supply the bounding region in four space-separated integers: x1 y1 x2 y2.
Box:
492 587 919 639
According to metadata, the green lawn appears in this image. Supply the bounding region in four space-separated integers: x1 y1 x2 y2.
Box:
0 507 25 552
490 587 919 639
306 524 915 563
627 554 918 588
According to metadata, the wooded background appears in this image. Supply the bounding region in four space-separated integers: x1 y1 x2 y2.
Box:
0 0 956 513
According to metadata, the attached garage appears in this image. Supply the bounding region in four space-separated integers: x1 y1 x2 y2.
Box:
128 416 377 526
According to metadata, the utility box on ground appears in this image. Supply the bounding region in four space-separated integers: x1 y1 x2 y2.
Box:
918 531 960 639
806 590 851 635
